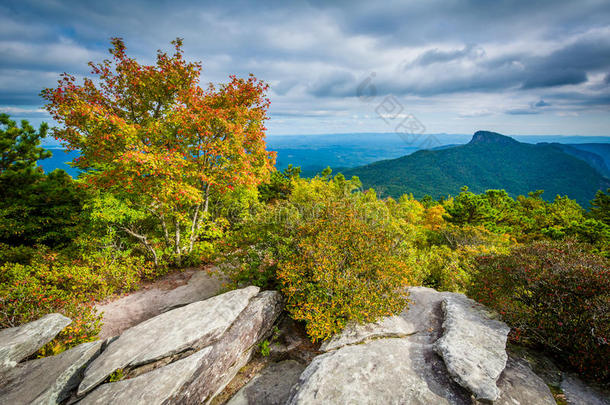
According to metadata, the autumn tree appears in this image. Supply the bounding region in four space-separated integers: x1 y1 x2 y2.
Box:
42 38 275 265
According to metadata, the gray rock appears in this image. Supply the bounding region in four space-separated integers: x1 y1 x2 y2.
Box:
80 290 283 405
0 313 72 370
400 286 451 344
96 269 225 339
79 346 213 405
319 286 446 353
489 355 556 405
78 286 260 396
320 316 414 352
0 340 103 405
433 293 510 401
287 338 470 405
169 290 283 404
226 360 306 405
561 374 610 405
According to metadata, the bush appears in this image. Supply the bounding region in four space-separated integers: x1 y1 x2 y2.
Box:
469 240 609 380
0 249 154 354
223 174 418 342
278 201 413 341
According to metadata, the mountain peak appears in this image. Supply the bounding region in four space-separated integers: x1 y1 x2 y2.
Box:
469 131 519 145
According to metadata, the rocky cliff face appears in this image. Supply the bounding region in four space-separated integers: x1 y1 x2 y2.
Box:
1 285 608 404
468 130 520 145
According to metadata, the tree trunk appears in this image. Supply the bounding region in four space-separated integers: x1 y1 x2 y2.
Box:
203 183 210 214
121 227 158 267
187 203 201 254
174 218 182 266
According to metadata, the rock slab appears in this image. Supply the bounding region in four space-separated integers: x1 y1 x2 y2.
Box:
287 338 469 405
0 340 103 405
78 285 260 395
320 315 414 352
561 374 610 405
226 360 306 405
434 293 510 401
96 269 225 339
81 290 283 405
0 313 71 370
491 355 556 405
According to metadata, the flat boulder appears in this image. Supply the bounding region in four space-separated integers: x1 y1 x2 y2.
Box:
0 340 103 405
79 346 213 405
0 313 71 370
433 293 510 401
97 269 225 339
78 285 260 396
80 290 283 405
287 338 470 405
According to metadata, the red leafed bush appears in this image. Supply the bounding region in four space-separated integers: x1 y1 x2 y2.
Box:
469 239 609 380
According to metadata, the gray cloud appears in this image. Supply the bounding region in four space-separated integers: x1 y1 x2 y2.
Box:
1 0 610 135
534 99 551 107
412 44 485 67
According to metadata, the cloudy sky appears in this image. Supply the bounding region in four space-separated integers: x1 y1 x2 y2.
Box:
2 0 610 139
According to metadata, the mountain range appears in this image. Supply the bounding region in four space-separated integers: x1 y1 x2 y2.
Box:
342 131 610 207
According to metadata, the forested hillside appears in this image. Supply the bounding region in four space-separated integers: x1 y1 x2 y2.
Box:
343 131 610 206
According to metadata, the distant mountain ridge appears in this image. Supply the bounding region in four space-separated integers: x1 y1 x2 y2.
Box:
342 131 610 207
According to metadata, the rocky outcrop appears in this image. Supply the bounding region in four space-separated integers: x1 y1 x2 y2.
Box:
434 294 510 401
96 269 224 339
320 315 414 352
285 287 555 405
286 287 471 405
0 285 282 405
3 283 605 405
288 338 470 405
79 289 282 404
78 285 261 396
0 340 103 405
0 313 71 370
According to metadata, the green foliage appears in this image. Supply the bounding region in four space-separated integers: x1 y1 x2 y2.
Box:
0 113 50 174
0 169 86 248
0 247 156 353
224 173 418 342
590 188 610 225
278 200 413 341
259 339 270 357
108 369 125 382
258 164 301 203
343 133 609 207
469 240 610 380
442 188 610 256
0 115 85 249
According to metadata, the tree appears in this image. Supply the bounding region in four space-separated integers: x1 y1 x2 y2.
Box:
0 114 50 174
42 38 275 265
0 115 84 249
590 189 610 225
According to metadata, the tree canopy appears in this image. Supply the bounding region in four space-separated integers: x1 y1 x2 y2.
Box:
42 38 275 265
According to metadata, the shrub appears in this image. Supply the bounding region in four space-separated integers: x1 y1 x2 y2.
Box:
469 240 609 380
0 249 155 354
278 201 414 342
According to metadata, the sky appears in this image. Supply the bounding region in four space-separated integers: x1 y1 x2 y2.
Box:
1 0 610 141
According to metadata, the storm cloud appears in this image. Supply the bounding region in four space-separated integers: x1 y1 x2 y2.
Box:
1 0 609 136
